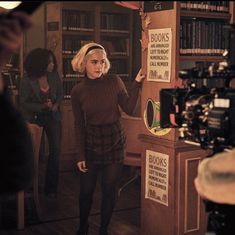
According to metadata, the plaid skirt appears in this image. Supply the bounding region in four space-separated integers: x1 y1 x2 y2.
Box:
85 120 126 164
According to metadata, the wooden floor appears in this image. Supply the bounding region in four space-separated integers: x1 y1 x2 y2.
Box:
0 162 141 235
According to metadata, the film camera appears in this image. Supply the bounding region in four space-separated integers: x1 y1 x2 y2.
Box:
160 58 235 234
160 60 235 151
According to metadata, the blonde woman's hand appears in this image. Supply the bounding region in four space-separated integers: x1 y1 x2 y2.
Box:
77 161 88 172
135 69 145 83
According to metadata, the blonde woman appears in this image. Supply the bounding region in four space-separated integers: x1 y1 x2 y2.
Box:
71 42 145 235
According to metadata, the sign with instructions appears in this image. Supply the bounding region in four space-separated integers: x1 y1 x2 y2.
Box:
145 150 169 206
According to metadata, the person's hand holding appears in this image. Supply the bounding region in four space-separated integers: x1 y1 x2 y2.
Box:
0 12 33 69
77 161 88 173
135 68 145 83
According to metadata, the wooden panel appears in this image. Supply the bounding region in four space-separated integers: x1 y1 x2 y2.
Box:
46 2 62 76
185 158 200 231
121 114 142 167
141 136 208 235
121 114 142 154
176 150 208 235
141 142 176 235
230 1 235 24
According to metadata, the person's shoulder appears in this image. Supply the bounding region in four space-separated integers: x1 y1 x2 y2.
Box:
105 74 122 84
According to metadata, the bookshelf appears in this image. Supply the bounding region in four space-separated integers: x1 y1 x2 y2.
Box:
46 2 133 164
140 2 232 235
179 1 230 70
1 48 23 105
100 4 133 89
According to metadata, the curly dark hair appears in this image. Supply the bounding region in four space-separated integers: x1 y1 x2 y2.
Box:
24 48 57 79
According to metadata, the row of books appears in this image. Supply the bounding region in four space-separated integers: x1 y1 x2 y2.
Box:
101 13 129 32
102 39 130 56
180 19 229 55
62 36 93 54
62 58 77 78
109 59 128 75
62 10 94 31
63 80 80 99
180 1 229 12
62 10 131 32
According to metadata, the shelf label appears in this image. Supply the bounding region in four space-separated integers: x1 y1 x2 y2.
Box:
144 1 174 12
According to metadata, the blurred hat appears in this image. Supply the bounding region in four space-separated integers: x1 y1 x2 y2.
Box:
194 149 235 205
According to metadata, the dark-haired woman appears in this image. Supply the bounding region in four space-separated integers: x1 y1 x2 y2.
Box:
19 48 63 198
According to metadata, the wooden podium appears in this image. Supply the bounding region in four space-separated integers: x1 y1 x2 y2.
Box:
140 136 208 235
139 2 210 235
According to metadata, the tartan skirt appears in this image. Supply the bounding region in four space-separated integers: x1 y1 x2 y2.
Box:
85 120 126 164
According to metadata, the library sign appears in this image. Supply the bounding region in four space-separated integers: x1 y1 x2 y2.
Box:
145 150 169 206
144 1 174 12
147 28 172 82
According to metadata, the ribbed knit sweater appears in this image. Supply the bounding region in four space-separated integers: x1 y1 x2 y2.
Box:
71 74 142 161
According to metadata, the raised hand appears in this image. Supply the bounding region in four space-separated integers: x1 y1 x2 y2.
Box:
135 68 145 83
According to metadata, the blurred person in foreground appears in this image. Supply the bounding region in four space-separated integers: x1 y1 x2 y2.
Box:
0 10 33 194
195 149 235 235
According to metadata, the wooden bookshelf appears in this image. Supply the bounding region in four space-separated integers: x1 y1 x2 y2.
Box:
140 1 233 235
1 49 22 105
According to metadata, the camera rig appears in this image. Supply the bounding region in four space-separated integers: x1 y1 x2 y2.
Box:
160 55 235 234
160 59 235 152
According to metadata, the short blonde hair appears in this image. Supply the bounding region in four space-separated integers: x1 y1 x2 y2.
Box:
71 42 111 74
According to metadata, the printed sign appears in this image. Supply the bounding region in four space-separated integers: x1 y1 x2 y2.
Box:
147 28 172 82
145 150 169 206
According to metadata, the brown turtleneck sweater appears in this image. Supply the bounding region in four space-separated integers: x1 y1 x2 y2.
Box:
71 74 142 161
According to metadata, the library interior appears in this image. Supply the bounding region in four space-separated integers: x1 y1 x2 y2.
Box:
1 1 235 235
